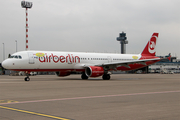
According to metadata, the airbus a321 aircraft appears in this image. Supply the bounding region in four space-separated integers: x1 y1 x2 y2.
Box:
2 33 161 81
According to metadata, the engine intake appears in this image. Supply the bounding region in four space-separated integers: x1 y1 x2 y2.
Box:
85 66 104 77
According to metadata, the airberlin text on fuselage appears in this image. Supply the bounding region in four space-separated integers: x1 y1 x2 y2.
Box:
39 53 80 63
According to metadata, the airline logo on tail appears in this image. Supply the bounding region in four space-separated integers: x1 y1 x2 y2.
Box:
141 33 159 56
148 35 157 54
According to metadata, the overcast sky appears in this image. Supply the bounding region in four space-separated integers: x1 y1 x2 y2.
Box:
0 0 180 62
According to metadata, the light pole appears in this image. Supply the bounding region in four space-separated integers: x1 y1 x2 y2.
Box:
21 1 33 50
15 40 17 52
2 43 5 61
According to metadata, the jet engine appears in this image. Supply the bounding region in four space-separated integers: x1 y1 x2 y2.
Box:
56 71 71 77
85 66 104 77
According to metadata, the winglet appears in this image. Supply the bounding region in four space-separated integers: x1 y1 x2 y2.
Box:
141 33 159 56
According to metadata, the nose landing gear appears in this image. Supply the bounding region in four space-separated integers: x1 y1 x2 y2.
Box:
24 77 30 81
24 71 30 81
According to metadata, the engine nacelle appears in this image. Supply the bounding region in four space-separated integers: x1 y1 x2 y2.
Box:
56 71 71 77
85 66 104 77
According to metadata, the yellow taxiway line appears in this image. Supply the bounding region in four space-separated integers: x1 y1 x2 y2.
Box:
0 106 70 120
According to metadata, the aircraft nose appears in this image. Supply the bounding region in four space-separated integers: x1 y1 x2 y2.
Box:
2 59 10 69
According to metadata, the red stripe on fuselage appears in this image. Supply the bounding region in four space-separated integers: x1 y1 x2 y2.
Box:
9 69 85 72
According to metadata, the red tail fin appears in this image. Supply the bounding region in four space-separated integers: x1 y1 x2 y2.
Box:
141 33 159 56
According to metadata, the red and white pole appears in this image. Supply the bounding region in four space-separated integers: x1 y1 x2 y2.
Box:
25 8 28 50
21 1 32 51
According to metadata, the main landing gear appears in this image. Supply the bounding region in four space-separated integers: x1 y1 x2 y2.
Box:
81 73 88 80
102 74 111 80
81 72 111 80
24 71 30 81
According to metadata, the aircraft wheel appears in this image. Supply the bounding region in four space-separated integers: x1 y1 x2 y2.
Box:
102 74 111 80
24 77 30 81
81 73 88 80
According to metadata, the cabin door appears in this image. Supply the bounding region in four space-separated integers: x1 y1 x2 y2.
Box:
28 52 35 64
107 56 112 63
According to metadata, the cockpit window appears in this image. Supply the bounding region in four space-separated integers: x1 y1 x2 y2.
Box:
9 55 22 59
19 56 22 59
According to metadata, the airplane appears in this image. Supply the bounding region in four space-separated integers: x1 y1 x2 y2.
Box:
2 33 161 81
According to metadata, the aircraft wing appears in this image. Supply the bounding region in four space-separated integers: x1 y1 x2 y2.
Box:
95 58 161 70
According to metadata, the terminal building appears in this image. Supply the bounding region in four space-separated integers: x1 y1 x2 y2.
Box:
132 54 180 74
148 55 180 74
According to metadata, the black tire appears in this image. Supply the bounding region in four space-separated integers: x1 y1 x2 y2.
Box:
102 74 111 80
81 73 88 80
24 77 30 81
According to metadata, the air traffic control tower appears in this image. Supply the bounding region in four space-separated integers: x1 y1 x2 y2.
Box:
116 32 128 54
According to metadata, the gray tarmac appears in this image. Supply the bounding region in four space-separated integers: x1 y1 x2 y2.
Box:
0 74 180 120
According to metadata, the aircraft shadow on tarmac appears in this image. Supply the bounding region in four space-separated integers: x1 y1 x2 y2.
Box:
29 76 141 81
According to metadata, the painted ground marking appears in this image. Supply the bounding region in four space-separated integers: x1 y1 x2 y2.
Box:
0 90 180 105
0 106 71 120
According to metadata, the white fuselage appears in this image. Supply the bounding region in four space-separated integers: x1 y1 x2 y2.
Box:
2 51 142 72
